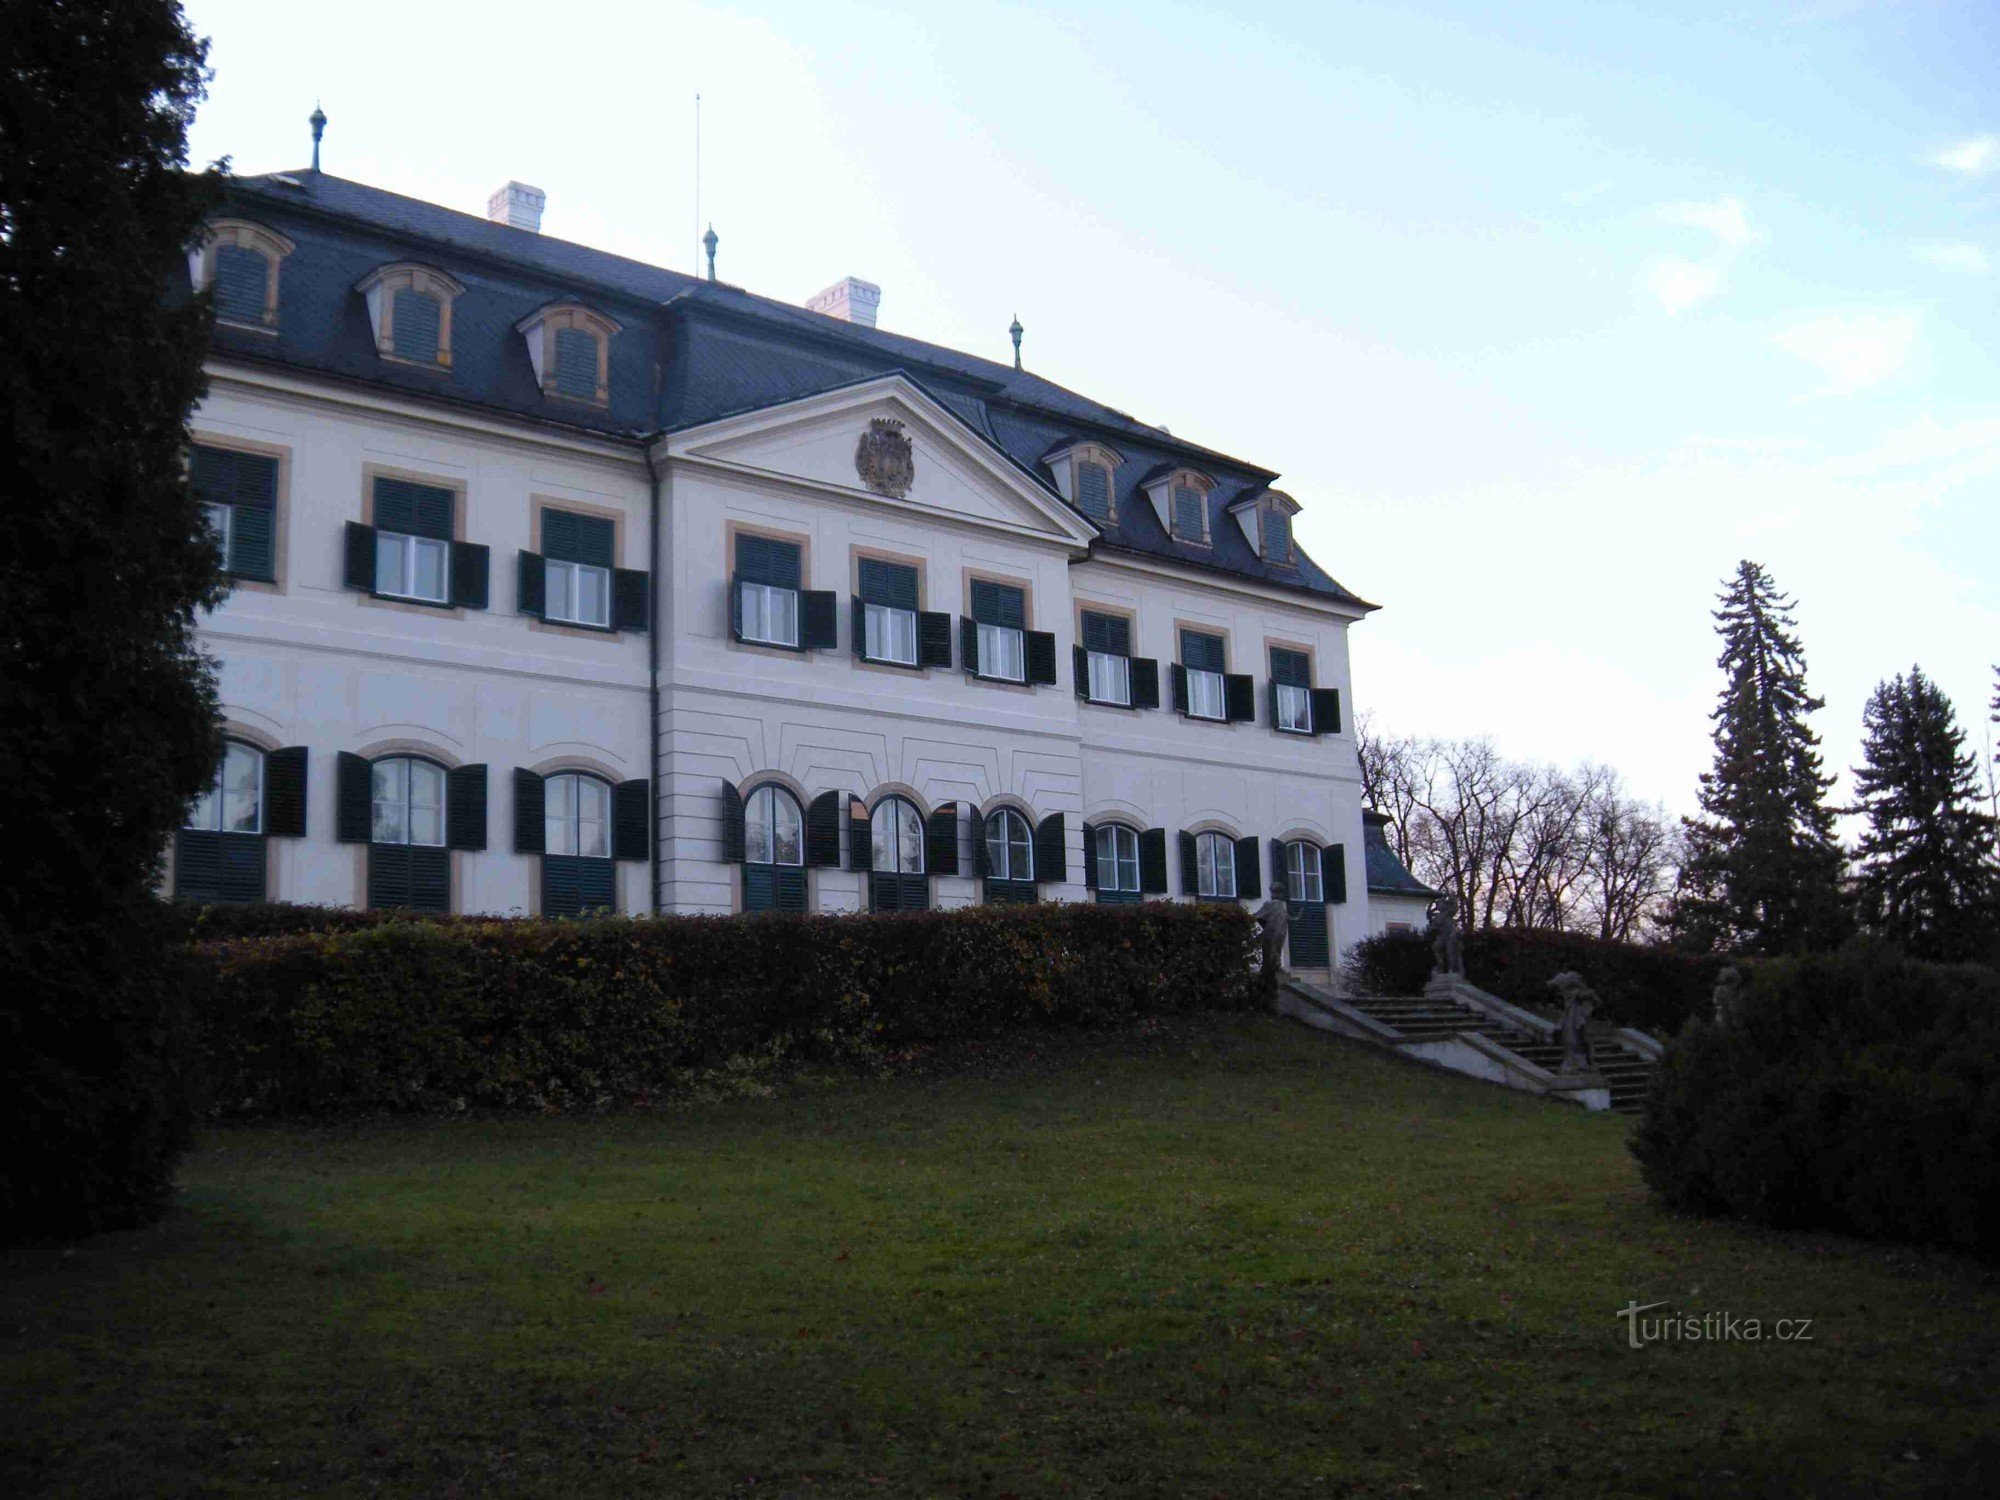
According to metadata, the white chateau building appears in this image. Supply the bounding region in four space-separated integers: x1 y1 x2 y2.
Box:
173 168 1433 976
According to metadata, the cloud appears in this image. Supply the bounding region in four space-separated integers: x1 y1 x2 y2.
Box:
1655 196 1756 250
1774 313 1918 395
1931 136 1997 176
1913 242 1989 274
1641 259 1726 313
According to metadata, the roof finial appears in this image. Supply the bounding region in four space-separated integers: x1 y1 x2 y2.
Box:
1009 313 1023 370
309 102 327 173
703 223 718 282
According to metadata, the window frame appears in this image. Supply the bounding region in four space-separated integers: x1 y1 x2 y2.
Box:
870 795 926 875
983 807 1035 882
545 556 612 628
544 771 613 860
1195 831 1237 899
745 784 806 868
185 740 265 835
374 528 452 604
191 220 293 331
968 575 1030 684
1079 606 1135 707
1286 840 1324 903
517 302 622 408
1095 823 1142 894
370 755 449 849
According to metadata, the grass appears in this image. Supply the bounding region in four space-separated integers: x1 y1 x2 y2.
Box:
4 1016 1997 1498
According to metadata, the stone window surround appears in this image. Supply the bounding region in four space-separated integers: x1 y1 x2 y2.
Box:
724 518 813 662
1147 467 1216 548
1231 488 1303 565
189 219 295 331
1265 633 1320 736
1045 440 1126 522
359 462 468 621
849 543 932 678
516 302 622 407
356 263 466 370
1074 597 1140 710
531 494 629 642
960 564 1038 693
189 429 292 596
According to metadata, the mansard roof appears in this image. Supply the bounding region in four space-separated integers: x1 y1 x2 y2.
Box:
1363 811 1437 898
206 169 1372 608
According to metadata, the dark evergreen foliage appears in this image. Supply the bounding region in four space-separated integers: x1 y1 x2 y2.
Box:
0 0 222 1240
1850 667 2000 964
1670 561 1849 955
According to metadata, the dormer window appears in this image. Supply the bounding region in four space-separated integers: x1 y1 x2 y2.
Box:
357 264 464 369
1230 489 1302 565
1042 441 1125 524
1261 507 1292 563
516 302 621 407
189 220 294 331
1141 467 1215 546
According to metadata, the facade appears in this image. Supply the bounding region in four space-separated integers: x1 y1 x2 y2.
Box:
172 168 1388 974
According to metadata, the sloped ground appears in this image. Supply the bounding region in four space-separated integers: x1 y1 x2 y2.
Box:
4 1016 1996 1497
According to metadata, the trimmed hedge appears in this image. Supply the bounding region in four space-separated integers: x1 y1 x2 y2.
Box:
1344 927 1725 1035
192 902 1262 1116
164 899 497 943
1631 944 2000 1261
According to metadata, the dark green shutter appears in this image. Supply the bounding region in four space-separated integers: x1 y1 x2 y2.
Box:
543 854 583 918
1324 843 1348 904
1180 631 1224 673
1172 486 1205 540
450 542 489 609
1311 688 1342 736
800 591 838 650
1034 812 1065 884
959 616 979 675
1236 836 1262 900
614 569 650 631
191 446 278 582
344 522 376 592
1139 828 1168 894
720 780 745 862
925 803 959 876
513 769 546 854
391 288 441 363
369 843 444 910
1178 831 1198 895
1271 648 1311 687
858 559 917 609
805 791 842 867
172 829 221 902
972 817 991 878
265 746 308 837
918 611 953 667
1289 903 1330 967
1170 663 1189 714
447 764 487 851
543 510 614 567
553 327 598 398
1025 630 1057 686
1260 507 1291 562
212 245 269 323
230 503 275 582
1267 679 1282 728
335 752 372 843
410 848 450 912
1076 461 1111 521
848 797 873 872
1072 645 1088 698
614 779 651 861
775 867 807 913
374 476 453 539
1132 658 1160 710
1225 674 1256 723
851 596 868 659
517 550 546 616
1081 823 1098 890
1270 839 1289 900
735 534 801 589
742 862 776 913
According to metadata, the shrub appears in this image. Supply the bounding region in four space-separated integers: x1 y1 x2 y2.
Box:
1631 943 2000 1261
192 901 1262 1116
1343 927 1723 1035
163 899 500 943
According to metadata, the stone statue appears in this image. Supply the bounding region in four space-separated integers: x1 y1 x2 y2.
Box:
1547 970 1598 1074
1254 898 1289 978
1711 964 1745 1027
1426 893 1464 977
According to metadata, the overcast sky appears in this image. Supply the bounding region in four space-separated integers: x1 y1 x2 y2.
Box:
182 0 1999 819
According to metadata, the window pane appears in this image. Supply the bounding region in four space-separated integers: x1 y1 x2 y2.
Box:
986 821 1007 879
203 502 232 565
547 559 575 622
1197 835 1216 896
412 537 448 601
577 777 609 859
772 792 803 865
578 565 609 626
863 603 886 660
375 532 406 595
371 759 407 844
1117 828 1141 892
745 583 797 646
1278 684 1311 732
1217 838 1236 895
1095 826 1116 890
409 762 445 847
896 802 921 873
222 743 262 833
980 624 1024 680
546 773 576 856
1088 651 1130 705
746 785 774 865
1189 669 1225 719
872 804 895 871
186 768 222 831
887 608 916 664
1010 822 1033 879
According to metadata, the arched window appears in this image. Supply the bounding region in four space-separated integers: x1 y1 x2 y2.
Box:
1281 839 1331 967
368 755 450 912
1092 823 1142 905
191 220 293 330
868 795 927 911
982 807 1035 904
176 741 265 904
358 263 464 368
1285 840 1323 903
744 784 806 913
543 771 614 916
1195 831 1236 899
516 302 621 407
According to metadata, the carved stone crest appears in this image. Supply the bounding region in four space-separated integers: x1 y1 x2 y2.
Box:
855 417 915 499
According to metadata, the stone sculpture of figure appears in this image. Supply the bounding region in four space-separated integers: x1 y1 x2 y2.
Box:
1547 970 1598 1074
1711 964 1745 1027
1254 898 1290 978
1426 893 1464 977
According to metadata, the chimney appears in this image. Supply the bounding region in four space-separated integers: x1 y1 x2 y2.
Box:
805 276 881 329
486 181 546 234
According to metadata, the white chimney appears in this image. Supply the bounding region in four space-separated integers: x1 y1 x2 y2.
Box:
806 276 881 328
486 181 546 234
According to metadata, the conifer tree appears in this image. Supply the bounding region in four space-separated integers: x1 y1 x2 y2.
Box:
1851 668 2000 962
1670 561 1849 954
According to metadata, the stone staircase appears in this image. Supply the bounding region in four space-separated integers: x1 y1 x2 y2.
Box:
1276 973 1663 1115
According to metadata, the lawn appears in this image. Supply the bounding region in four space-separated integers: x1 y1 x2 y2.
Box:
4 1016 1997 1498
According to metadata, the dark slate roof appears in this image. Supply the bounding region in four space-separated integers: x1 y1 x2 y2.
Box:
212 170 1374 607
1363 811 1436 897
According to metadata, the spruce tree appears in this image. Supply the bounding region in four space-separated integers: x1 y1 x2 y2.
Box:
0 0 223 1238
1671 561 1849 954
1851 668 2000 963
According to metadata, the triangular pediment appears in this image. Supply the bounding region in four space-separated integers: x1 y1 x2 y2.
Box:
663 374 1097 548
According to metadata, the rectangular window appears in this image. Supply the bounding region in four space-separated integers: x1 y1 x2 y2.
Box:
735 533 803 648
858 558 919 664
971 578 1027 682
1081 609 1132 705
1182 629 1226 720
1272 646 1313 733
191 445 279 581
542 509 614 627
1288 842 1324 902
1088 651 1131 705
741 582 798 646
202 501 232 563
376 531 450 602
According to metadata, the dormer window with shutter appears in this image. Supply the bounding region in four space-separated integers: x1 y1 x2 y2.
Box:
188 220 294 331
515 302 621 407
1041 441 1125 525
1230 488 1302 565
357 264 465 369
1140 467 1215 546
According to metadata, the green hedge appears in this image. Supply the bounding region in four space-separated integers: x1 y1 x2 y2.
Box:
1344 928 1725 1035
164 899 495 943
192 902 1263 1116
1631 944 2000 1261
